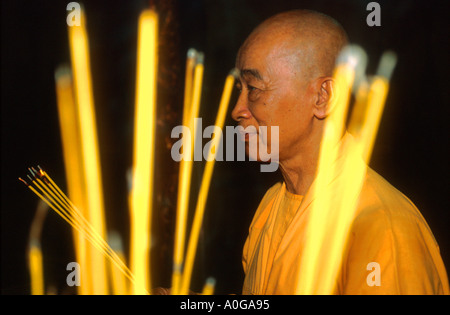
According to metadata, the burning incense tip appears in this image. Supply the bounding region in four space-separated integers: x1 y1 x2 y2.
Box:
376 50 397 80
202 277 216 295
187 48 197 59
205 277 216 287
195 52 205 65
229 68 239 78
54 66 72 84
28 167 36 177
337 45 367 69
337 45 368 91
18 177 29 186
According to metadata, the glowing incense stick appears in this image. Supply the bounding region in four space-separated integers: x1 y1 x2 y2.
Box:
172 52 204 295
55 66 90 295
296 46 359 294
68 7 108 294
359 51 396 163
28 200 47 295
201 277 216 295
360 78 389 162
348 52 396 165
182 49 197 127
347 80 369 138
129 8 158 295
180 69 237 294
29 244 44 295
109 231 129 295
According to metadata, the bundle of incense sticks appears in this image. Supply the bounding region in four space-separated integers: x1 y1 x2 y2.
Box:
23 4 231 294
19 166 147 294
295 46 397 294
170 45 238 295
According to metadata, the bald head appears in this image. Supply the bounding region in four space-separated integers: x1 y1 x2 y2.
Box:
232 10 350 170
237 10 348 80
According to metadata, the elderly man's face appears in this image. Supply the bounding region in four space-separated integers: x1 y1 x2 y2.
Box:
232 33 317 162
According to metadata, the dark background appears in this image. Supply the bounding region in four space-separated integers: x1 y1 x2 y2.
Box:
1 0 449 294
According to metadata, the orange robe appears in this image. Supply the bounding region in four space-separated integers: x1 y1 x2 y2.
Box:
242 144 449 295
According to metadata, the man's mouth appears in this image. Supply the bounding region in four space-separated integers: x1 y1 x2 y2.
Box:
238 125 258 142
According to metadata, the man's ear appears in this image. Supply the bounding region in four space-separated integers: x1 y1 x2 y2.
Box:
313 77 333 119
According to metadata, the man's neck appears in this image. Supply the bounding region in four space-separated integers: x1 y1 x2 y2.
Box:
278 130 322 196
279 125 350 196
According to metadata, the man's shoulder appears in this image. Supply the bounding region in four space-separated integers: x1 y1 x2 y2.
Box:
252 182 283 225
344 168 449 294
259 181 283 205
361 168 419 214
353 167 432 237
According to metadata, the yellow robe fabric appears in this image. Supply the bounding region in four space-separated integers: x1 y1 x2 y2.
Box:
242 147 449 295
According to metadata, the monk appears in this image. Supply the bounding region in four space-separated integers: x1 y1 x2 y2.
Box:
232 9 449 294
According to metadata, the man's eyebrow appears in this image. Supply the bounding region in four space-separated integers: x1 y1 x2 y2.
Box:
240 68 263 81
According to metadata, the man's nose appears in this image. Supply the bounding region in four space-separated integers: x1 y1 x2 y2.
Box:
231 94 252 122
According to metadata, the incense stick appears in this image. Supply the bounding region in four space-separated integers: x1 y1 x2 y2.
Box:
359 51 396 163
28 200 48 295
182 48 197 127
55 66 90 294
201 277 216 295
29 244 44 295
68 7 108 294
108 231 129 295
129 8 158 295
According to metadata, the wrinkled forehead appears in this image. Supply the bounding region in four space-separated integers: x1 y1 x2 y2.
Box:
236 30 298 68
236 29 309 82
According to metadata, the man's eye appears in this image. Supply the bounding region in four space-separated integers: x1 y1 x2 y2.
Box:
247 85 261 102
235 84 242 93
248 85 257 92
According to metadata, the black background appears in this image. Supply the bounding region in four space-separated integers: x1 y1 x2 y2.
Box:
1 0 449 294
